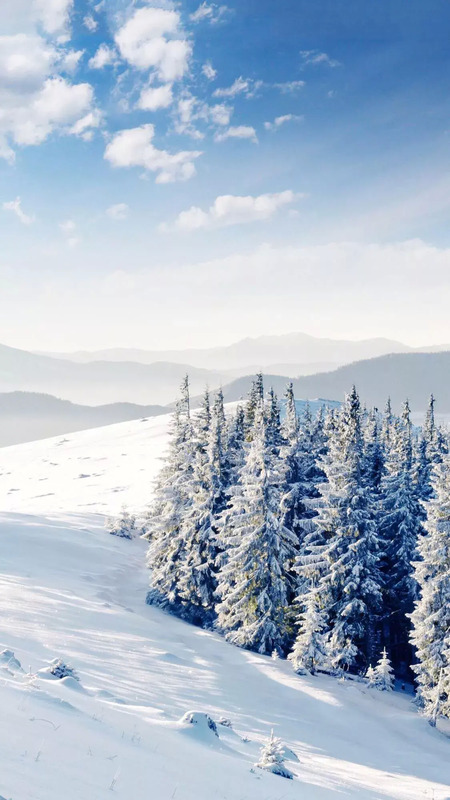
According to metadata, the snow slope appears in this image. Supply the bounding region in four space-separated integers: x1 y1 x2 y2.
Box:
0 416 449 800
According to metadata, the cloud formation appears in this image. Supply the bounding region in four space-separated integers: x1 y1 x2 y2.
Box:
300 50 340 68
104 124 202 183
3 197 35 225
106 203 129 221
115 7 191 82
264 114 303 131
190 3 230 24
164 190 299 231
215 125 258 143
137 83 173 111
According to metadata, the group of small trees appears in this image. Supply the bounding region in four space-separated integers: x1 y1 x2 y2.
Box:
144 375 450 724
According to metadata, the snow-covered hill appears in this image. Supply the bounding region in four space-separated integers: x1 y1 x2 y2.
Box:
0 416 449 800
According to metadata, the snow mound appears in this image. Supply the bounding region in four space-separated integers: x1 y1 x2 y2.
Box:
179 711 219 741
0 648 23 672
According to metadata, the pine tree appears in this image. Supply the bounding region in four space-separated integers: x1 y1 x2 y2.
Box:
365 664 376 687
175 389 228 625
146 378 195 616
313 387 383 672
245 372 264 436
106 506 137 539
380 400 423 671
215 405 297 654
255 731 294 779
288 590 328 675
410 457 450 724
373 648 395 691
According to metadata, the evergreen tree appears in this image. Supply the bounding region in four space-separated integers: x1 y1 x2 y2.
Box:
215 406 297 654
380 400 423 671
288 590 328 675
313 387 383 671
365 664 376 687
373 648 395 691
106 506 137 539
410 457 450 724
245 372 264 435
176 389 228 625
146 378 195 616
255 731 294 779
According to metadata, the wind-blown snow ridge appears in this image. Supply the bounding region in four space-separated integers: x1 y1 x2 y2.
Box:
0 414 448 799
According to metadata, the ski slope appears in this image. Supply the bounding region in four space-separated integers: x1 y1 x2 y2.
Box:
0 415 449 800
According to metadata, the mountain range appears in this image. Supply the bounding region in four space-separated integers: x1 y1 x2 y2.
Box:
42 331 450 371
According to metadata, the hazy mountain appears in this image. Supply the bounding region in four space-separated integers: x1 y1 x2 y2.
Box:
0 392 167 447
216 352 450 412
41 332 414 370
0 344 225 405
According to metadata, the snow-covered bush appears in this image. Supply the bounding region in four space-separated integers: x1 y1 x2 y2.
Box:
365 664 376 687
180 711 218 737
255 730 294 779
49 658 79 681
106 507 137 539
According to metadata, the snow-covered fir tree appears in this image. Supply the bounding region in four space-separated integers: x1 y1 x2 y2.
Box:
106 506 137 539
146 376 196 616
175 389 228 626
410 456 450 724
372 648 395 691
244 372 264 437
215 403 297 654
380 400 423 670
312 387 383 672
365 664 376 687
255 731 294 779
288 590 328 675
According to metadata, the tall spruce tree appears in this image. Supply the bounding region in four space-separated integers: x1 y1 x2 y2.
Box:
410 456 450 724
313 387 383 671
146 376 195 615
380 400 423 672
215 404 297 654
176 389 228 625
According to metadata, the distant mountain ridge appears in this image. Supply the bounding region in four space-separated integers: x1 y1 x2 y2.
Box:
215 352 450 413
0 392 167 447
0 343 226 405
41 331 420 370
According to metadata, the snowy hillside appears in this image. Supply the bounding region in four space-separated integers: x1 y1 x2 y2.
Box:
0 415 449 800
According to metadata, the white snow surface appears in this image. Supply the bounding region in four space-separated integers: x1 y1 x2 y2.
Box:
0 414 449 800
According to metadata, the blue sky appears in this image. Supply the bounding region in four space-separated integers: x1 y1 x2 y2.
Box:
1 0 450 351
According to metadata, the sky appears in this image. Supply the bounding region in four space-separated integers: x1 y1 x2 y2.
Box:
1 0 450 352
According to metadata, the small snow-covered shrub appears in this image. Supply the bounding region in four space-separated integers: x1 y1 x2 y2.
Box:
255 730 294 779
218 717 233 728
49 659 79 681
106 507 137 539
372 648 395 691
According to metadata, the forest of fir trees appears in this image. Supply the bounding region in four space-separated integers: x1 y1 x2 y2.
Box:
142 374 450 726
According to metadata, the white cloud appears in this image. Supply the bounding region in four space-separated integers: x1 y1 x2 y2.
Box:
190 3 230 24
274 80 305 93
264 113 303 131
2 196 35 225
213 76 252 98
215 125 258 143
300 50 341 68
69 109 101 140
104 124 202 184
59 218 76 233
88 44 117 70
165 190 298 231
137 83 173 111
202 61 217 81
62 49 83 72
173 93 232 138
0 34 98 159
34 0 74 35
115 7 190 82
106 203 129 220
83 14 98 32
